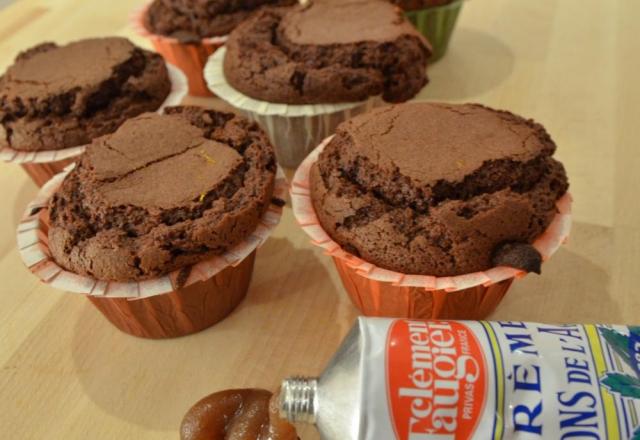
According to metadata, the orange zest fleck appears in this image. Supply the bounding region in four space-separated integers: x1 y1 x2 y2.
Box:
199 150 216 164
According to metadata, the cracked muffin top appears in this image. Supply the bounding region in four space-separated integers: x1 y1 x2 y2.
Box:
0 37 171 152
0 37 171 155
310 103 569 276
48 106 277 281
145 0 296 41
223 0 431 104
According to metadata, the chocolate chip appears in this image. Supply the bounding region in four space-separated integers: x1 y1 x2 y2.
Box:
271 197 286 207
492 242 542 274
342 243 361 257
29 206 43 216
176 266 191 289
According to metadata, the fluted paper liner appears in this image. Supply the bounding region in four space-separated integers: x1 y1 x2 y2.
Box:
291 136 573 319
204 48 378 168
405 0 464 62
131 2 227 97
17 165 287 338
1 64 188 187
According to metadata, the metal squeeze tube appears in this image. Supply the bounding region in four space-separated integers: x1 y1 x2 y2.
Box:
280 318 640 439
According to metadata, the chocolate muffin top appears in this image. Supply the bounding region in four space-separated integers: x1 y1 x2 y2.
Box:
145 0 296 41
0 37 171 152
391 0 456 11
310 103 569 276
223 0 431 104
48 107 277 281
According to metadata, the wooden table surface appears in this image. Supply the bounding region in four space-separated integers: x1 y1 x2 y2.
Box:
1 0 639 438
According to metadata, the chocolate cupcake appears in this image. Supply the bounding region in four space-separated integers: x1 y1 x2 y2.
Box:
391 0 464 62
135 0 295 97
206 0 431 167
0 37 170 152
311 103 569 276
49 106 276 281
146 0 296 40
0 37 179 187
223 1 430 104
19 106 284 338
292 102 572 319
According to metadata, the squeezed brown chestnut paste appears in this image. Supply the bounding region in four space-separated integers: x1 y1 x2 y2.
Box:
180 389 298 440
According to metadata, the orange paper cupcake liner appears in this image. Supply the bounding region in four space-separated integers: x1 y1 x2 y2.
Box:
291 136 573 320
131 3 227 97
17 165 287 338
0 64 187 187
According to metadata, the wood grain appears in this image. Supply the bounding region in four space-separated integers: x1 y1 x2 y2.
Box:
1 0 639 438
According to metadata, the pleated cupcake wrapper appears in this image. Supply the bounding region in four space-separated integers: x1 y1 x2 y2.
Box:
131 2 227 97
204 48 379 168
17 165 287 300
0 63 187 166
405 0 464 62
291 136 573 293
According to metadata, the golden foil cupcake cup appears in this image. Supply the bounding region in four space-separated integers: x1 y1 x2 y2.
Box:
0 64 187 187
131 3 227 97
291 136 573 320
17 166 287 339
